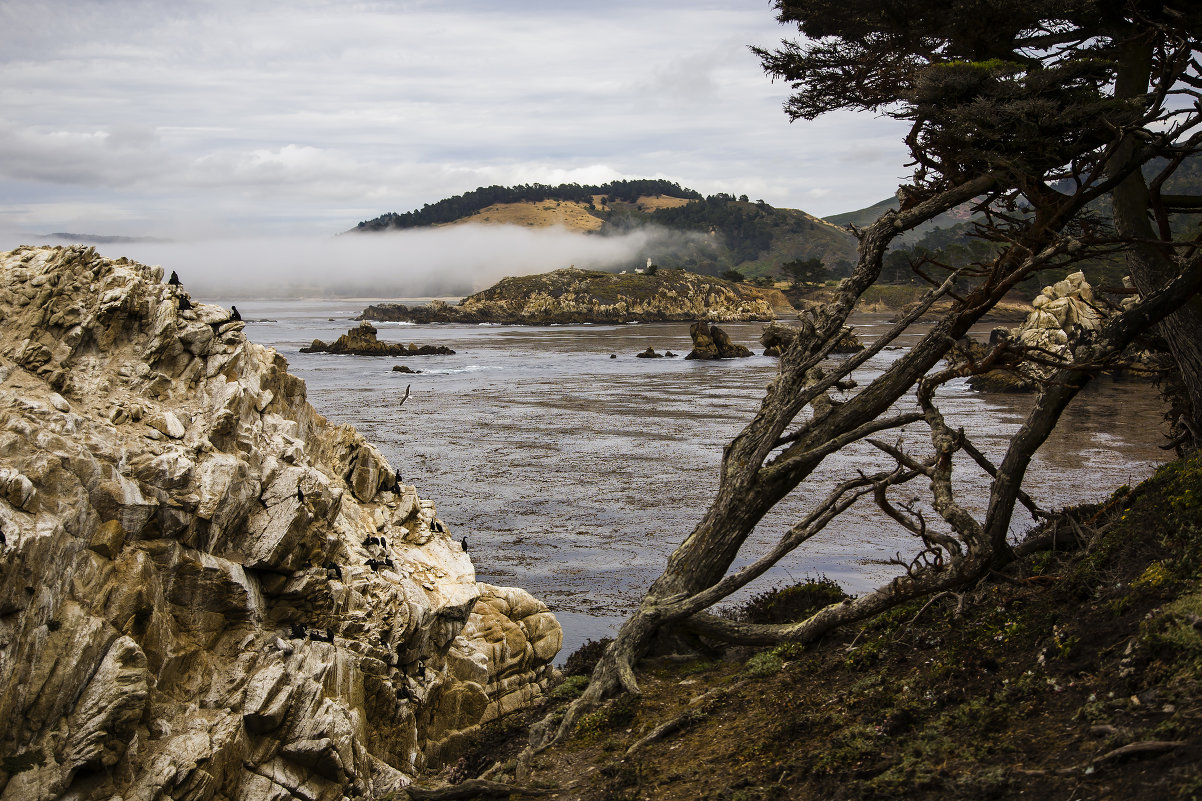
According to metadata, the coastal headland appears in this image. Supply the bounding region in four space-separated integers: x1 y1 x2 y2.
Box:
358 267 796 325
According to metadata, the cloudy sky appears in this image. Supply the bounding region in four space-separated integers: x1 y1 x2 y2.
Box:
0 1 911 292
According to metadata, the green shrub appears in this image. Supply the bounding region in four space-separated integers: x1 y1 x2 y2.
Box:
574 695 641 742
724 577 850 625
744 651 784 677
561 637 612 677
551 674 589 701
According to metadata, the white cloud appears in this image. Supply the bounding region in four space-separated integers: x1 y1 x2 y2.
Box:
0 0 912 244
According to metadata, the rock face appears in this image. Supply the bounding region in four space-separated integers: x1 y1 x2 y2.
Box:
359 267 795 325
300 322 455 356
685 322 753 360
0 246 560 801
961 271 1156 392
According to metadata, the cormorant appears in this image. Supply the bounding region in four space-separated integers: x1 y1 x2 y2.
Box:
309 628 334 643
230 305 242 321
460 537 468 552
322 561 342 582
0 524 6 547
297 485 305 503
289 623 307 639
394 468 402 490
366 558 382 572
168 270 180 286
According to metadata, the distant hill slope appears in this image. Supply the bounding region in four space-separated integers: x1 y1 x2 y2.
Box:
824 194 980 247
351 181 858 280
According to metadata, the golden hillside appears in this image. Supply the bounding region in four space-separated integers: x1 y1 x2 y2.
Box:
440 195 692 233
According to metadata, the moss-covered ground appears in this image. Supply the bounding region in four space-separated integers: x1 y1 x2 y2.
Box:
425 454 1202 800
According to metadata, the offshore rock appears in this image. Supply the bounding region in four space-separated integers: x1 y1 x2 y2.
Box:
359 267 794 325
300 322 455 356
959 271 1159 392
760 320 864 358
0 246 560 800
685 321 753 360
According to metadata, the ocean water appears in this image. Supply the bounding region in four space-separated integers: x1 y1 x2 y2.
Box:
210 297 1170 659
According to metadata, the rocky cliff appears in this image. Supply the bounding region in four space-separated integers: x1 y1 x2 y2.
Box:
0 246 561 800
360 267 795 325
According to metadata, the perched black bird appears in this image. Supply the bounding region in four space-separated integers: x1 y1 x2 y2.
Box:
366 558 382 572
383 556 395 568
379 536 388 549
322 561 342 582
297 485 305 503
309 628 334 643
394 468 402 491
432 519 446 534
362 536 380 548
230 305 242 321
289 623 307 639
460 537 468 552
168 270 180 286
0 524 6 547
178 295 192 311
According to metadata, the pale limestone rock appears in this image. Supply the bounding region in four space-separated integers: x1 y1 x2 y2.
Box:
990 270 1152 386
147 410 185 439
0 246 560 800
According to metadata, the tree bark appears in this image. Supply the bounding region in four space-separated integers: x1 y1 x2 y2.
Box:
1110 34 1202 450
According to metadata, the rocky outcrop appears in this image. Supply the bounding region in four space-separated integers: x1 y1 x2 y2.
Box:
359 267 795 325
760 321 864 358
300 322 455 356
0 246 560 801
958 271 1161 392
685 322 753 360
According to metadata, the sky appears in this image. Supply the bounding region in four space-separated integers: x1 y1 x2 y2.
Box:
0 0 913 294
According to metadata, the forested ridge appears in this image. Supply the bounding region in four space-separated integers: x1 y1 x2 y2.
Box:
351 179 701 231
351 180 859 278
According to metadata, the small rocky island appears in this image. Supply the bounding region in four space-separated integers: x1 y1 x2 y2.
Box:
685 321 753 360
300 321 455 356
359 267 796 325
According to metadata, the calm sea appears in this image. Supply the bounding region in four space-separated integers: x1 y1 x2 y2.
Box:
208 297 1169 660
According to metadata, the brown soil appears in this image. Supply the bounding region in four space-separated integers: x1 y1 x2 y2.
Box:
408 456 1202 800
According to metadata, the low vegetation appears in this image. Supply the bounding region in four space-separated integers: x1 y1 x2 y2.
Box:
425 455 1202 800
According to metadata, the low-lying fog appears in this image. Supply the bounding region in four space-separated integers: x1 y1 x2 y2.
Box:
6 224 710 299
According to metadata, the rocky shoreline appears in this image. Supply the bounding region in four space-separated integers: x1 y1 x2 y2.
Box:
0 246 559 801
359 267 796 325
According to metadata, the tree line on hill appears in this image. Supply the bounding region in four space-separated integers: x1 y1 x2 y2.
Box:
352 179 702 231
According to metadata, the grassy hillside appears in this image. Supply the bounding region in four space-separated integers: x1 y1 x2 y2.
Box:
350 181 858 280
415 454 1202 800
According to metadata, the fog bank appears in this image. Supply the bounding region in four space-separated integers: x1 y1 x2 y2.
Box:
17 224 710 299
